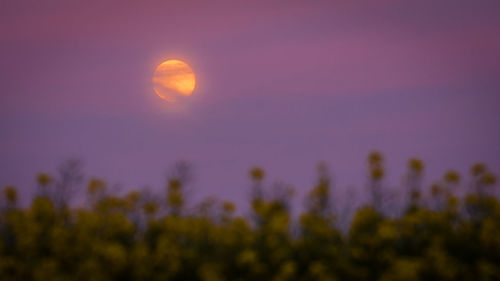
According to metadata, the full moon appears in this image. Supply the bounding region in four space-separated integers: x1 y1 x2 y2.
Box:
152 60 196 102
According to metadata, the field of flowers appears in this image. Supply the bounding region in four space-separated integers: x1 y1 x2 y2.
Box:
1 152 499 281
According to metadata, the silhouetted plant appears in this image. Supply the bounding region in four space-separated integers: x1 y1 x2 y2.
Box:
406 158 424 209
367 151 385 210
0 153 499 281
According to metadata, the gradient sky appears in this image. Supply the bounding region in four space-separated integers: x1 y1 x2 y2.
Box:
1 0 500 208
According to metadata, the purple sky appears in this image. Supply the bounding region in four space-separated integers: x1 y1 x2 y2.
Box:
1 0 500 208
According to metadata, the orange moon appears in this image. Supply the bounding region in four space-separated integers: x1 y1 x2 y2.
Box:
152 60 196 102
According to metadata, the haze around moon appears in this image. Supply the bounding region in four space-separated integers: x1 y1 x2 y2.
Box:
152 60 195 102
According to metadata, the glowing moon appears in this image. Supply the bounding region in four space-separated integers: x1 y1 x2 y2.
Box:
153 60 196 102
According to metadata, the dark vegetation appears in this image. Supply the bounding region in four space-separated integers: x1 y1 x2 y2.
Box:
1 152 499 281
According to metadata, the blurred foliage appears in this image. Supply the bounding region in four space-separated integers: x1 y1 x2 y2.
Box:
1 154 499 281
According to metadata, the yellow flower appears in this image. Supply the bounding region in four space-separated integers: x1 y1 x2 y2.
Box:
249 167 265 181
368 151 383 166
408 158 424 173
222 201 235 213
3 186 17 203
480 173 496 186
371 167 385 180
443 170 460 184
471 163 487 177
36 173 52 186
87 178 106 195
143 201 158 215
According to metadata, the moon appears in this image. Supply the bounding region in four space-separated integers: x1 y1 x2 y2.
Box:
152 60 196 102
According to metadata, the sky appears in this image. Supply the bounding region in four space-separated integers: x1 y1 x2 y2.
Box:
1 0 500 208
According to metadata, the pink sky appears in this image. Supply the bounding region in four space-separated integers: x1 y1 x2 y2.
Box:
1 0 499 207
